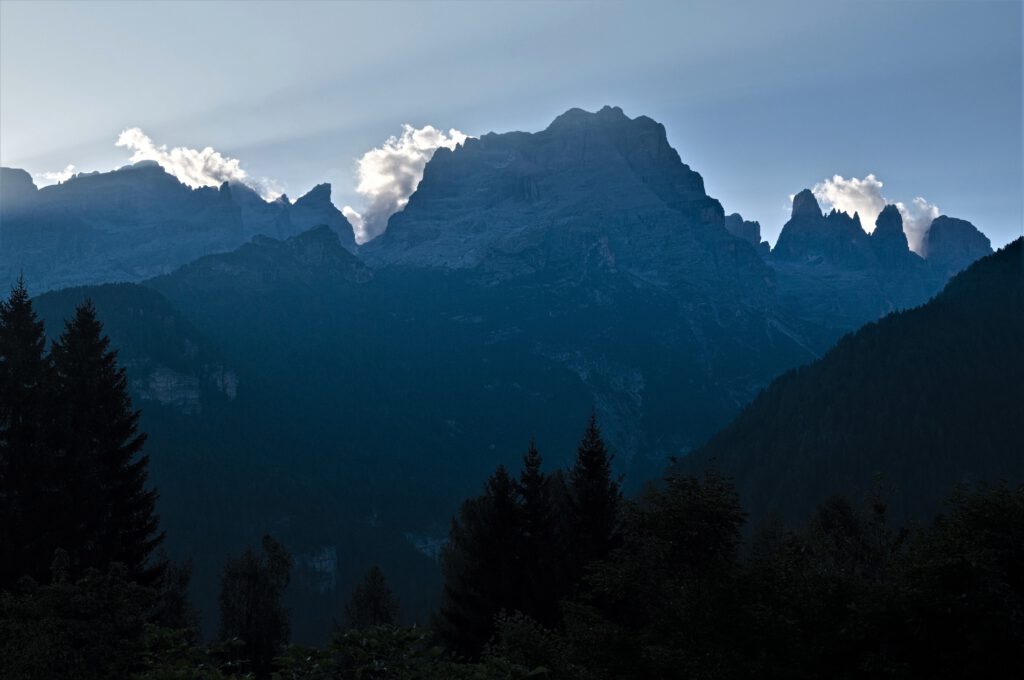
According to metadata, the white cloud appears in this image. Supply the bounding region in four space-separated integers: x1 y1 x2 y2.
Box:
343 124 469 244
115 127 282 200
810 174 939 253
895 196 941 253
33 164 77 186
812 174 887 231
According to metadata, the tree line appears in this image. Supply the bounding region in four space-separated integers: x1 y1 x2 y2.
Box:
2 279 1022 679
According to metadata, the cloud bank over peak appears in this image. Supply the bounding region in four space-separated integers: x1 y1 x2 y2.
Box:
115 127 282 200
811 174 939 253
343 124 469 244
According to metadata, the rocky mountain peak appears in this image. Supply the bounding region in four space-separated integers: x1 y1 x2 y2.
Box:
724 213 770 256
873 204 902 234
290 183 356 249
365 106 744 288
791 189 822 219
295 183 333 204
545 105 630 131
0 167 39 213
924 216 993 275
871 204 910 256
773 193 875 267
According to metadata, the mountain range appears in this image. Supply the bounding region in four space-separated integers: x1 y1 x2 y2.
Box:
0 161 356 291
1 105 1004 640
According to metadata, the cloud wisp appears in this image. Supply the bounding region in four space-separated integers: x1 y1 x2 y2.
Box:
343 124 469 244
115 127 282 200
811 174 939 253
33 164 78 186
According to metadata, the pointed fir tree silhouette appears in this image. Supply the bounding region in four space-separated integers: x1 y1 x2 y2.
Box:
219 534 293 678
568 411 622 576
437 464 522 658
345 564 399 628
515 437 561 626
48 300 163 585
0 277 52 586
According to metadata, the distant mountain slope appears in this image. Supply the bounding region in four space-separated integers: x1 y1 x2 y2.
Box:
32 279 440 644
0 163 356 292
34 283 237 413
684 238 1023 522
767 191 990 345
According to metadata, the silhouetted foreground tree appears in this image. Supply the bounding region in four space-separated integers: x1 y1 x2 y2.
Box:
438 418 621 657
345 565 399 629
218 535 293 678
0 283 163 588
0 278 55 587
437 464 523 656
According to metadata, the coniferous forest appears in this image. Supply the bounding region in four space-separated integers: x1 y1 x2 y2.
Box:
2 257 1023 678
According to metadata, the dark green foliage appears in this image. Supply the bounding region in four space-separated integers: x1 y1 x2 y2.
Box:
1 287 163 589
567 413 621 579
437 465 523 657
562 472 746 679
134 625 245 679
0 277 51 587
687 238 1024 523
515 440 562 627
218 535 293 678
882 485 1024 678
274 624 543 679
47 300 164 584
150 555 201 640
570 481 1024 680
487 610 576 676
345 565 399 629
438 418 624 658
0 552 155 680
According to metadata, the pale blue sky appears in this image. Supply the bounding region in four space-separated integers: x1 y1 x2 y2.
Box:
1 0 1021 246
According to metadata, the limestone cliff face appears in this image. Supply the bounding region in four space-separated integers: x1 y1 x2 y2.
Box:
363 106 770 301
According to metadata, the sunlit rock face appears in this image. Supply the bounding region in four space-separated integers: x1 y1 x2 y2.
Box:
363 105 770 295
0 162 356 292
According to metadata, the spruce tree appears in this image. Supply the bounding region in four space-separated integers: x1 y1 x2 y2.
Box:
437 464 522 657
219 535 293 678
516 438 560 626
568 412 621 576
344 564 399 628
48 301 163 584
0 278 51 586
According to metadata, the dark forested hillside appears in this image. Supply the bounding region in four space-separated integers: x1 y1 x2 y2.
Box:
33 281 442 643
684 238 1024 523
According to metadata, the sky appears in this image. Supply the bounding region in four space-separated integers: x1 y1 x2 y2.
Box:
1 0 1021 248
